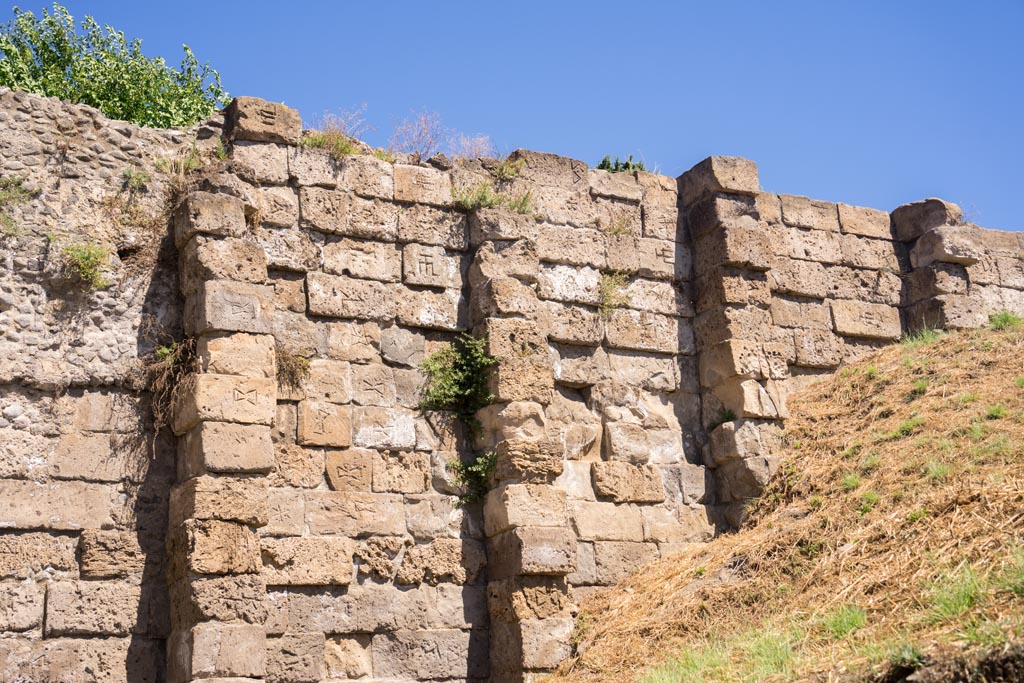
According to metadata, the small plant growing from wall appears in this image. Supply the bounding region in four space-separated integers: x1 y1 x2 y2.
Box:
492 157 525 181
132 322 198 438
419 334 499 506
454 181 502 211
597 154 646 173
276 346 311 391
58 241 110 289
0 175 34 234
598 271 630 320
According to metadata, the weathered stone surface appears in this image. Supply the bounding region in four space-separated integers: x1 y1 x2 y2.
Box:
470 239 539 285
571 500 644 542
171 573 266 626
0 532 77 579
489 356 554 404
589 168 642 201
394 164 452 206
591 462 665 503
257 226 322 271
325 448 373 491
325 634 373 679
174 191 246 248
539 264 601 308
180 236 267 296
288 146 339 188
0 581 44 631
472 277 540 324
910 224 986 268
484 484 568 537
266 631 324 683
838 203 892 239
297 400 351 448
602 421 650 464
678 156 759 206
488 527 577 578
372 629 487 680
172 374 276 434
403 243 463 289
593 541 660 583
469 206 542 244
793 328 843 368
186 280 275 336
396 538 486 585
780 195 839 231
197 332 276 379
175 622 267 679
0 637 162 683
169 475 268 528
891 197 963 242
307 271 397 321
226 96 301 145
169 520 261 577
707 419 783 467
396 287 466 331
0 480 119 530
351 406 416 449
44 581 141 636
261 537 354 586
78 530 152 578
605 309 687 354
493 437 564 483
304 359 352 403
180 421 274 475
830 299 902 340
322 237 402 282
372 450 429 493
305 491 406 537
341 154 394 199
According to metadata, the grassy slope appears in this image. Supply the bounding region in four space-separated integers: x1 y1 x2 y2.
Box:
553 322 1024 683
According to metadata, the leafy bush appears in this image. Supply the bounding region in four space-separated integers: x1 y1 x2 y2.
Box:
59 241 109 288
0 4 228 127
597 154 646 173
450 450 497 507
419 334 498 426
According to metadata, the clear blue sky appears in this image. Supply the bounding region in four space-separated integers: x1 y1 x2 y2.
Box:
10 1 1023 229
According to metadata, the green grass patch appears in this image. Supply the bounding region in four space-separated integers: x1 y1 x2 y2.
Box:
901 328 943 349
598 271 630 321
59 241 110 288
454 181 501 210
821 605 867 639
985 404 1008 420
907 508 929 522
957 392 979 405
841 473 862 491
882 415 925 440
302 129 359 158
909 378 929 398
989 310 1023 331
858 490 881 515
924 460 950 481
925 564 985 623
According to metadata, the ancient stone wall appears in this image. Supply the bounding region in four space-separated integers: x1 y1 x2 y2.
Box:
0 90 1021 683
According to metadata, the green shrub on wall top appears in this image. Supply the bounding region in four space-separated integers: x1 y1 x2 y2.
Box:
0 4 229 127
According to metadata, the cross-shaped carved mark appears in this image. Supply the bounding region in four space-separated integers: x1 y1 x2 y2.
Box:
228 300 256 319
417 253 439 276
233 388 258 405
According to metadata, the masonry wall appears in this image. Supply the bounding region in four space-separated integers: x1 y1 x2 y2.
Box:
0 90 1022 683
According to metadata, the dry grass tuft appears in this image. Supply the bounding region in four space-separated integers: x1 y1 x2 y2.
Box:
276 346 310 391
553 325 1024 683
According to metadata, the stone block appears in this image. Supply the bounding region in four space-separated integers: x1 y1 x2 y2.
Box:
589 168 642 201
686 193 759 241
778 223 843 263
175 622 267 680
478 400 547 444
306 271 397 321
325 448 374 491
707 419 783 467
830 300 902 340
351 406 416 449
351 363 397 406
266 631 324 683
298 186 342 232
484 484 568 537
593 541 659 584
891 197 962 242
717 454 777 502
403 242 463 289
372 450 429 493
328 321 382 362
78 530 152 578
297 400 351 448
793 328 843 368
0 581 44 631
170 573 266 626
641 505 713 544
197 333 276 379
493 437 564 483
226 96 301 145
233 140 291 184
507 149 589 189
678 156 760 206
488 527 576 578
769 297 832 330
44 580 140 636
910 224 986 268
396 287 466 331
488 576 574 622
0 638 162 683
780 194 839 231
605 309 684 354
270 443 324 488
372 629 487 680
824 264 902 306
398 204 468 250
169 520 261 577
322 238 402 283
481 317 547 360
179 235 267 296
303 359 352 404
394 164 453 205
180 421 274 475
172 374 276 434
0 532 77 579
257 226 322 271
537 225 607 268
695 267 770 311
396 537 486 585
543 301 603 346
591 462 665 503
169 476 268 528
602 421 650 464
288 146 339 188
341 154 395 199
261 537 354 586
471 276 540 324
489 356 554 404
304 491 406 536
469 206 542 244
325 634 373 679
694 215 773 272
755 192 783 224
0 480 118 531
570 500 644 541
767 257 829 299
838 203 892 239
624 278 694 317
470 239 539 285
699 338 781 387
47 431 121 482
265 489 305 537
173 191 246 248
711 377 786 419
186 280 275 336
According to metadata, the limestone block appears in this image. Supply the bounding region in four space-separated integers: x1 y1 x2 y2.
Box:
519 617 575 670
695 267 770 311
891 197 962 242
707 419 783 467
484 484 568 537
349 363 395 407
169 476 268 528
830 299 902 340
0 532 77 579
303 359 352 404
298 186 342 232
270 443 324 488
767 257 829 299
44 581 140 636
325 634 373 679
561 423 602 462
717 455 777 502
824 264 902 306
699 339 777 387
838 203 892 239
306 271 397 321
403 242 463 289
536 263 601 305
179 235 267 296
169 520 261 576
588 168 643 201
903 262 969 305
593 541 659 584
396 538 486 585
265 489 305 537
537 225 607 268
791 328 842 368
328 321 382 362
176 622 267 679
488 527 577 578
322 237 402 282
506 149 588 190
591 462 665 503
678 156 759 206
487 576 573 622
472 276 540 324
550 344 610 387
180 421 274 475
641 504 712 544
712 377 786 419
396 287 466 331
493 438 564 483
543 301 603 346
325 448 373 491
662 463 709 505
694 216 773 272
372 629 487 680
642 202 681 241
233 140 290 184
0 480 118 530
197 333 276 379
905 293 990 331
78 530 151 578
255 186 301 228
635 237 691 280
185 280 275 336
394 164 453 206
398 204 468 250
553 460 596 502
372 450 429 493
297 400 351 448
304 491 406 536
602 421 649 464
623 278 693 317
173 191 246 248
571 500 643 542
478 400 547 444
288 146 339 187
257 226 322 271
170 574 266 627
351 406 416 449
0 581 44 631
769 297 832 330
480 317 547 361
779 224 843 263
687 193 759 242
341 154 395 199
780 194 839 231
226 96 301 145
910 224 986 268
0 638 162 683
469 239 539 286
469 206 542 244
404 493 472 540
378 325 424 367
172 374 276 434
265 632 324 683
46 431 121 482
755 192 783 225
605 309 682 354
489 356 554 404
261 537 354 586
